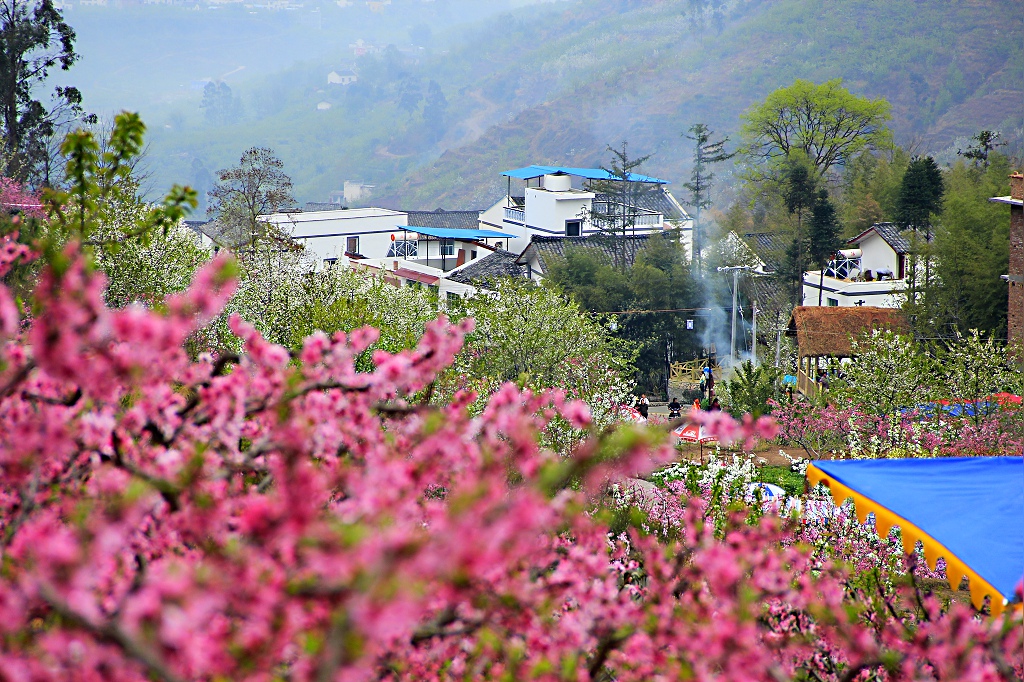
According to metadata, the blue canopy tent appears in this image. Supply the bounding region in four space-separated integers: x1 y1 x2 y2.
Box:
806 457 1024 615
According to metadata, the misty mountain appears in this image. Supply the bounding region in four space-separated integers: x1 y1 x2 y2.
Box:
65 0 1023 211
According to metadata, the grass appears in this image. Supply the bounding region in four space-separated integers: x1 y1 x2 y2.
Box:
755 465 806 497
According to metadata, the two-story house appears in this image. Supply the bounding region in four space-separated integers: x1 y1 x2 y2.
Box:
478 166 692 257
802 223 913 308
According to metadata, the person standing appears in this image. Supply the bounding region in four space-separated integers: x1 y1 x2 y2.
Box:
637 393 650 420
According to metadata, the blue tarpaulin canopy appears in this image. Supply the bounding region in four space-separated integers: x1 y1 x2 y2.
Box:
501 165 669 184
807 457 1024 614
403 226 516 240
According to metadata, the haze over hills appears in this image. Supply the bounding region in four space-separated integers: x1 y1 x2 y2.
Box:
65 0 1023 211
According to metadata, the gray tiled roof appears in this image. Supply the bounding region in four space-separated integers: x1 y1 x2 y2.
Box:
741 232 788 271
304 202 345 212
404 208 482 230
516 234 652 272
848 222 912 253
445 250 526 285
593 189 690 222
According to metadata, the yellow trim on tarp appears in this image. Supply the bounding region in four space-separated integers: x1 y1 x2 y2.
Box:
806 464 1011 617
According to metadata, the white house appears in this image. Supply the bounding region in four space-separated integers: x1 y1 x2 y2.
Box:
802 222 912 308
478 166 692 257
327 70 358 86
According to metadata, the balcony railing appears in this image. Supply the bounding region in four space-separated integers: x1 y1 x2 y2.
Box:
592 212 663 229
504 207 525 223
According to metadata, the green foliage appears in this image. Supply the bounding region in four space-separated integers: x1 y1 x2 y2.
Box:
756 464 805 497
42 112 197 257
545 232 699 395
838 149 909 235
741 78 892 178
895 156 944 232
940 329 1016 426
0 0 88 184
928 156 1013 336
720 360 779 418
206 147 294 251
835 330 935 416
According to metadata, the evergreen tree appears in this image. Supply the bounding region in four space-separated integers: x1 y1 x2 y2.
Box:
806 190 843 306
780 157 817 305
896 156 944 319
682 122 735 276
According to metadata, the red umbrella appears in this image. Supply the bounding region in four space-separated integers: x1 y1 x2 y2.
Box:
672 422 718 444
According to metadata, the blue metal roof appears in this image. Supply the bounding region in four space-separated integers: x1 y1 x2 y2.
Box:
403 226 516 240
501 165 669 184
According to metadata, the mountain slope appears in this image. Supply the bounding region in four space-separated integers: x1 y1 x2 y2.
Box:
373 0 1023 209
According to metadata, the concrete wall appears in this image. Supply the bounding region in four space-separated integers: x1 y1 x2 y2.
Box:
524 187 594 236
264 208 408 265
858 233 900 277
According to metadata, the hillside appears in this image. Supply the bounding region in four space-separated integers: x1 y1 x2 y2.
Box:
92 0 1023 210
374 0 1024 209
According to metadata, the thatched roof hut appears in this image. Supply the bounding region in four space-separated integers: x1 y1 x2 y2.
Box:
786 306 908 359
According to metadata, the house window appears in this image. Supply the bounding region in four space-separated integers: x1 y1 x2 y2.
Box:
441 239 454 256
324 258 338 268
470 250 477 260
495 242 504 251
346 236 359 255
827 298 839 307
565 220 582 237
387 240 417 258
898 254 906 280
447 291 460 303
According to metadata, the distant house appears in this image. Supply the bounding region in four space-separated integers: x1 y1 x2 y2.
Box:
990 172 1024 346
479 166 692 257
327 70 358 86
786 305 909 397
802 222 915 308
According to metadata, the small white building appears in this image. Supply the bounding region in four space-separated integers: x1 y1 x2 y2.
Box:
802 223 912 308
479 166 692 257
327 70 358 86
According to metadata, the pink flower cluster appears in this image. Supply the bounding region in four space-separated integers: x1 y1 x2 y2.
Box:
0 177 44 219
0 240 1019 681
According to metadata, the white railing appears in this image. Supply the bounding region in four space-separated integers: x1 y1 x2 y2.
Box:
592 212 663 230
504 207 525 223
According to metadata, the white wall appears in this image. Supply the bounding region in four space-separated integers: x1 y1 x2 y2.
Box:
524 187 594 236
263 208 408 265
802 272 906 308
857 233 900 277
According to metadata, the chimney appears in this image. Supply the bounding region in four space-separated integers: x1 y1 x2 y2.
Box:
1010 172 1024 201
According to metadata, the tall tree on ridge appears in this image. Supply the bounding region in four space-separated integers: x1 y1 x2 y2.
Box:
683 122 735 277
208 147 294 254
780 156 818 306
588 141 652 271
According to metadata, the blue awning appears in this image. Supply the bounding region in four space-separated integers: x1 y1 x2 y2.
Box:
807 457 1024 613
501 165 669 184
402 226 516 240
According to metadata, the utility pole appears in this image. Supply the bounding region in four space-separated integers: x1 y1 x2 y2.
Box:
751 300 758 367
717 265 755 365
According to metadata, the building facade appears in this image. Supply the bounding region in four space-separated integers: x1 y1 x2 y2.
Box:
802 223 912 308
991 172 1024 345
479 166 692 257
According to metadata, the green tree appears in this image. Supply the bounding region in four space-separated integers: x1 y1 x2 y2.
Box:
546 232 698 395
207 147 294 253
588 141 654 271
682 122 735 275
0 0 90 184
741 79 892 178
896 155 944 320
200 81 239 127
930 156 1011 336
957 130 1006 169
778 156 817 305
806 189 843 306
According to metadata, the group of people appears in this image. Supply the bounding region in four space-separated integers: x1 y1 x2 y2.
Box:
635 393 720 420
